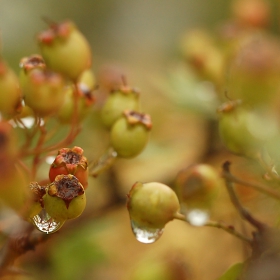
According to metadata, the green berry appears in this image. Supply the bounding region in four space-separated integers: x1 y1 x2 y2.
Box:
101 86 140 128
217 101 273 158
38 21 92 81
56 84 94 124
21 68 66 117
43 174 86 222
0 60 22 118
110 110 152 158
127 182 180 229
174 164 221 210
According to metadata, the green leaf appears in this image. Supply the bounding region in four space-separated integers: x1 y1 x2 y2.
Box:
217 262 244 280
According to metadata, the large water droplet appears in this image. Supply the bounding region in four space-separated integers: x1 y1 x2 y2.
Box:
130 220 164 244
31 209 65 234
187 209 209 227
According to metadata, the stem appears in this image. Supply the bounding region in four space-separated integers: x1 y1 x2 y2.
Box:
89 147 118 177
222 169 280 200
19 83 81 158
173 212 252 244
222 161 266 232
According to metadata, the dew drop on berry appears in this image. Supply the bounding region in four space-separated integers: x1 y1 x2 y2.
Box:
186 209 209 227
31 209 65 234
130 220 164 244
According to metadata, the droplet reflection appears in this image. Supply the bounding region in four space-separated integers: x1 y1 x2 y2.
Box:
130 220 163 244
31 209 65 234
187 209 209 226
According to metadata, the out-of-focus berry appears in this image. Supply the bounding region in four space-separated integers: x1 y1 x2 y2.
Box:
20 67 66 117
101 85 140 128
38 20 92 81
231 0 270 29
56 84 95 124
217 101 277 158
0 59 22 118
228 35 280 106
174 164 221 210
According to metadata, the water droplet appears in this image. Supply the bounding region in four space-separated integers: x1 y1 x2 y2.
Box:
187 209 209 227
130 220 163 244
31 209 65 234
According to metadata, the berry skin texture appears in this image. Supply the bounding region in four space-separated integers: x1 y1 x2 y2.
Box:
110 110 152 158
127 182 180 229
38 21 92 81
43 174 86 222
101 86 140 129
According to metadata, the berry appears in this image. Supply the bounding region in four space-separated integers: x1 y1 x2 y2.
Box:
110 110 152 158
217 101 273 158
101 85 140 128
127 182 180 229
38 20 92 81
174 164 221 210
0 59 22 118
49 146 88 189
43 174 86 221
20 67 66 117
56 84 95 124
228 35 280 106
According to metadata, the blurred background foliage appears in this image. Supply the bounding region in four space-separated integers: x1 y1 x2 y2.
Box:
1 0 280 279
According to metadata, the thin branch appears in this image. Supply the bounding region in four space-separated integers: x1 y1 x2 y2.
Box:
173 212 252 244
222 169 280 200
222 161 266 232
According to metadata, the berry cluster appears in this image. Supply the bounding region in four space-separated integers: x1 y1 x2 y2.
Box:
0 19 152 239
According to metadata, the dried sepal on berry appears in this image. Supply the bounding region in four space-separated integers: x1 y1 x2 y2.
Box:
43 174 86 221
38 20 92 81
101 85 140 128
127 182 180 229
110 110 152 158
49 146 88 189
25 182 46 219
0 59 22 118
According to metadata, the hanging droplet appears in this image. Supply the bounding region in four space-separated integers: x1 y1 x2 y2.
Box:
130 220 164 244
187 209 209 227
31 209 65 234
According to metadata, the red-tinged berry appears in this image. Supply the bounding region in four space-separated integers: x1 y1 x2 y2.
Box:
0 60 22 118
49 146 88 189
21 67 66 117
38 20 92 81
43 174 86 222
101 85 140 128
110 110 152 158
231 0 270 28
127 182 180 229
228 35 280 106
